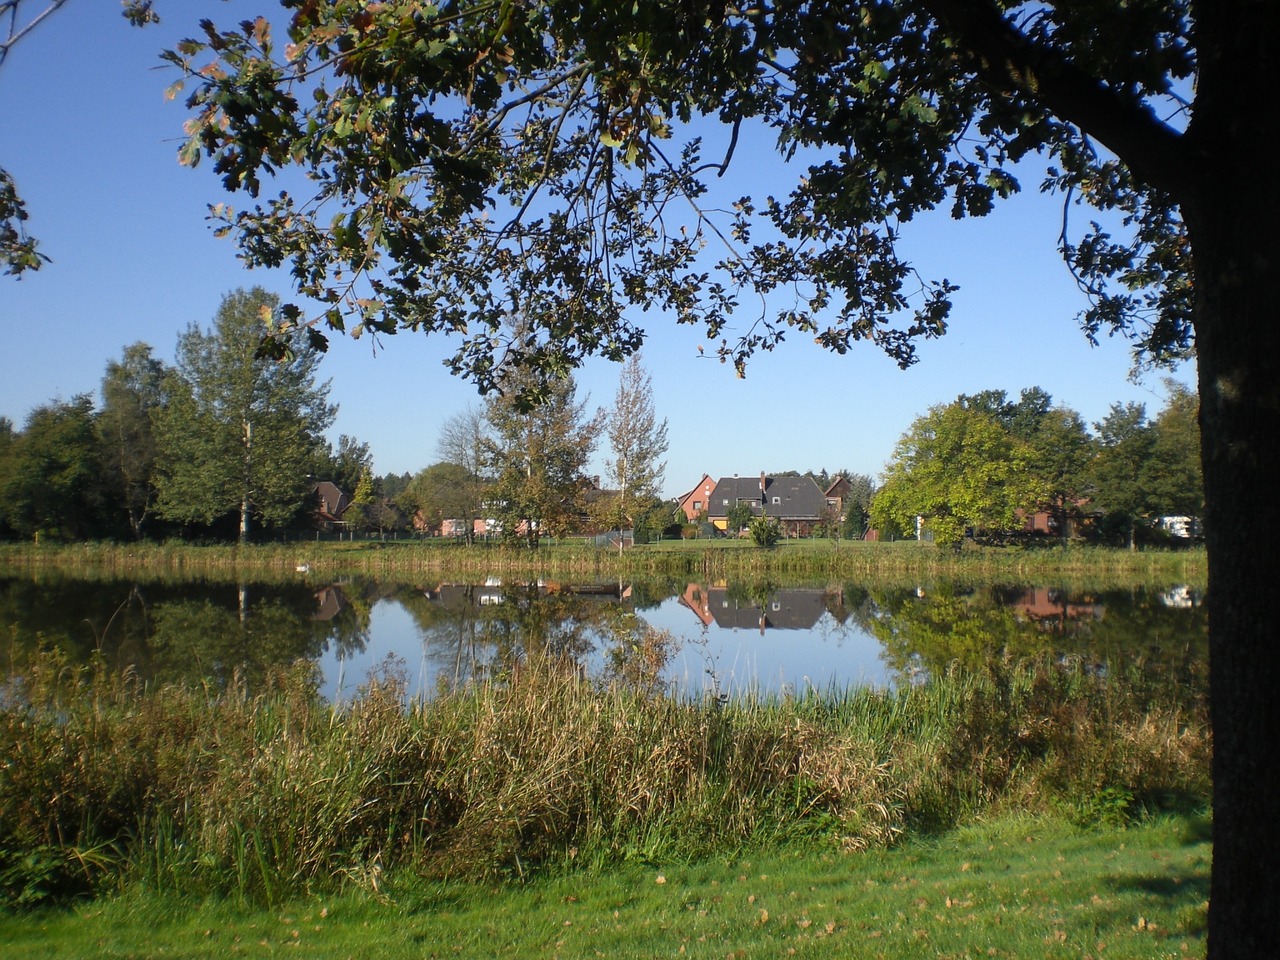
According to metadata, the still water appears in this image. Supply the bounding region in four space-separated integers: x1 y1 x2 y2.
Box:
0 575 1207 699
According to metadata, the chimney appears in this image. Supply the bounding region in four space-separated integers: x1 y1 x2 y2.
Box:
760 472 766 497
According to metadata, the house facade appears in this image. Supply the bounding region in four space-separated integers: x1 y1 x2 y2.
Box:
675 473 716 523
706 473 826 537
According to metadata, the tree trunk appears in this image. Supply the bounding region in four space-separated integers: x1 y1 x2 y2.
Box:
1188 174 1280 960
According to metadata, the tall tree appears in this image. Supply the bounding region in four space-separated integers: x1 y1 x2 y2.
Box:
873 401 1045 546
432 405 492 543
1 395 106 540
1023 404 1094 544
604 354 669 539
154 5 1280 951
837 473 877 541
341 465 376 535
1149 380 1204 521
97 342 167 540
1088 402 1158 550
483 368 603 546
154 287 336 542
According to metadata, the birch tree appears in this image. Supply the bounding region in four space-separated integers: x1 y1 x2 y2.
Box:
155 287 335 541
604 354 669 539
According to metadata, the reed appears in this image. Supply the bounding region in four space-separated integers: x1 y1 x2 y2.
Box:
0 539 1206 586
0 642 1208 909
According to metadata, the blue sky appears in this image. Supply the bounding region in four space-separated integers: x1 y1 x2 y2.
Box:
1 2 1196 500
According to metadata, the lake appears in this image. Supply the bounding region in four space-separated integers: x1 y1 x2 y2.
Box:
0 574 1207 700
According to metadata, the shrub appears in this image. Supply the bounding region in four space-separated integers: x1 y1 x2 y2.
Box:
748 517 782 547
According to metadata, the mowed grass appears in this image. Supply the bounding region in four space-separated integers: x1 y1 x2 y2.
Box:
0 812 1209 959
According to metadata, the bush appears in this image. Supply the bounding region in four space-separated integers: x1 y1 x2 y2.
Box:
748 517 782 547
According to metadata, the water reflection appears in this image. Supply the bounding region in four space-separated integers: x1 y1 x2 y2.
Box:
0 576 1207 699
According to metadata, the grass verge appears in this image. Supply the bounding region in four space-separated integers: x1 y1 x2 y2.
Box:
0 812 1209 959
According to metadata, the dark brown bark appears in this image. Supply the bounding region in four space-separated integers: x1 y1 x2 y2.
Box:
1186 152 1280 960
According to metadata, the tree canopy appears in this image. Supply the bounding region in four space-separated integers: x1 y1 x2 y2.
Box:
161 1 1196 396
154 287 336 541
873 398 1044 546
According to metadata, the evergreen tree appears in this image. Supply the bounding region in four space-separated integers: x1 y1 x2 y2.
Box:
1087 403 1158 550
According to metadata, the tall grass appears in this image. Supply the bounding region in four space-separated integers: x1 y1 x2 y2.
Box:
0 645 1209 909
0 539 1206 585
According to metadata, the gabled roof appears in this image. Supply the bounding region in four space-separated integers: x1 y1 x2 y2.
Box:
314 481 350 520
706 474 825 520
676 473 716 506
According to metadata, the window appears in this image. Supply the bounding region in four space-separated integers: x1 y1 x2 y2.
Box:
693 500 702 511
723 498 730 505
772 496 781 505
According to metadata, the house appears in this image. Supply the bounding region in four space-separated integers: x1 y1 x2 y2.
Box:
824 475 851 518
313 481 350 530
706 473 826 537
675 473 716 523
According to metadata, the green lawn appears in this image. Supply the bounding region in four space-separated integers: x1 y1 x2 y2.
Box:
1 813 1209 959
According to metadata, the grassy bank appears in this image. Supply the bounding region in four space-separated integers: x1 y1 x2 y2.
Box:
0 811 1210 959
1 647 1208 912
0 539 1208 585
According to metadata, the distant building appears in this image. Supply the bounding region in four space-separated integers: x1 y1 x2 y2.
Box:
706 473 825 537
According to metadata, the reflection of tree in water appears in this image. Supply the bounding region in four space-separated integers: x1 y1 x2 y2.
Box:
1 575 1208 696
146 586 333 689
0 575 356 690
311 580 378 661
861 582 1208 689
390 582 638 688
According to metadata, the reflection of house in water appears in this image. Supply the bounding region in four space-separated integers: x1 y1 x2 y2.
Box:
313 584 349 621
1160 585 1202 609
678 583 717 627
1009 588 1103 631
680 583 828 634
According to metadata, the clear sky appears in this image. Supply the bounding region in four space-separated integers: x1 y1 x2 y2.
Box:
1 1 1196 500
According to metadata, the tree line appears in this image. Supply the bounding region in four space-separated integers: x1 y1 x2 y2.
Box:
871 385 1202 549
0 292 673 546
0 287 346 543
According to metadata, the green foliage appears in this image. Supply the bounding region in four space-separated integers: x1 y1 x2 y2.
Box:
97 343 168 540
0 395 106 541
164 3 1197 383
483 368 603 544
404 460 480 537
725 502 754 536
315 433 372 499
748 516 782 547
342 466 376 533
0 167 46 276
873 400 1045 546
153 288 336 542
